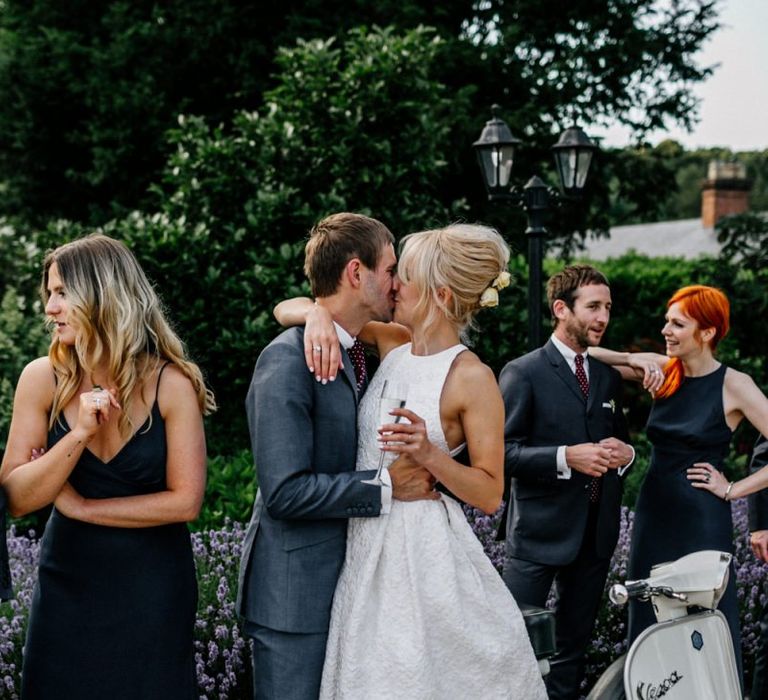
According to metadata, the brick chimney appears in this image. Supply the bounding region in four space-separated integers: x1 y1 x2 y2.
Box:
701 160 751 228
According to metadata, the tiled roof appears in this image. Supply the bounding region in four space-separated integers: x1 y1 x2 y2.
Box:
580 218 720 260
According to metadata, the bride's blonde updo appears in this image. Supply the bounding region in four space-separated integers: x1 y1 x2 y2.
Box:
397 224 511 338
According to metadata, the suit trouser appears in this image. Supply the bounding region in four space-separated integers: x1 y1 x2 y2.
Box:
502 505 610 700
245 621 328 700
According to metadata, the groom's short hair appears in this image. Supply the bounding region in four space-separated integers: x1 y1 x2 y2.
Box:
304 213 394 297
547 264 610 325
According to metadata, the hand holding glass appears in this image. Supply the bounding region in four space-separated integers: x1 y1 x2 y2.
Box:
363 381 408 486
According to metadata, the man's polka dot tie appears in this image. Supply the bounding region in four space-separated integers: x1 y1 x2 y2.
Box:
575 354 600 503
348 339 368 391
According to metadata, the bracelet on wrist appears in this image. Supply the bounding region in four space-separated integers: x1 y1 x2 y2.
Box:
724 481 735 501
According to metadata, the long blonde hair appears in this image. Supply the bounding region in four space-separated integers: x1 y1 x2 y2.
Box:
43 234 216 436
397 224 510 339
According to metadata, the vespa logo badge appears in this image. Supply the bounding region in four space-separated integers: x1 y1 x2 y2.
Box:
691 630 704 650
636 671 683 699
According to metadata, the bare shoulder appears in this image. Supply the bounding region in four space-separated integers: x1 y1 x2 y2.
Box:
450 350 497 387
157 364 200 412
723 366 765 409
16 356 56 404
723 366 757 393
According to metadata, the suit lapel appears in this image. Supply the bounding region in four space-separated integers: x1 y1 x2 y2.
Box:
340 346 360 401
544 340 585 404
586 357 604 412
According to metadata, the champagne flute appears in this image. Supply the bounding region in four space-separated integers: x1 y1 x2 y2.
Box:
363 380 408 486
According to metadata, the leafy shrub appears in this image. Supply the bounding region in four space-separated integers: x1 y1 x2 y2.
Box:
0 289 49 454
27 26 470 457
197 450 257 532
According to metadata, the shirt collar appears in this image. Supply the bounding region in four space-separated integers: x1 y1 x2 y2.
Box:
334 322 355 350
550 333 588 366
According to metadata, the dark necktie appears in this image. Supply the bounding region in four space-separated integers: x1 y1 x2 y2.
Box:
348 339 368 391
574 353 589 398
575 354 600 503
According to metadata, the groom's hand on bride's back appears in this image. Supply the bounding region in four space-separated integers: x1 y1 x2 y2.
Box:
389 457 440 502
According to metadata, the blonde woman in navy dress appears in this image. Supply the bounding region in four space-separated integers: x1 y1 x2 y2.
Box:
1 234 215 699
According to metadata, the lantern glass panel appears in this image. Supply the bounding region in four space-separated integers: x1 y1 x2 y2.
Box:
478 144 514 189
556 147 593 192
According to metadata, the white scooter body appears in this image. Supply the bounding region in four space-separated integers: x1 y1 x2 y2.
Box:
591 549 742 699
623 550 741 699
626 610 740 699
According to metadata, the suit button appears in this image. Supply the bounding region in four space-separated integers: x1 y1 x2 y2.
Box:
366 506 373 514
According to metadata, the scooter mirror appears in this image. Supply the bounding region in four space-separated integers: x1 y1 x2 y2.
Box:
609 584 628 606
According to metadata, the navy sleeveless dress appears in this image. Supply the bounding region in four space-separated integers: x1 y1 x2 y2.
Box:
21 369 198 699
0 487 11 601
627 364 741 672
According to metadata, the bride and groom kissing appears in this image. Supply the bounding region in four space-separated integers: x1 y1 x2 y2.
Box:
236 212 547 699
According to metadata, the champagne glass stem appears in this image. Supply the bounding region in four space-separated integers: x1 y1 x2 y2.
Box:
371 449 387 485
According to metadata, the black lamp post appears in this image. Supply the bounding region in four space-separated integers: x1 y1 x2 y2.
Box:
473 105 597 350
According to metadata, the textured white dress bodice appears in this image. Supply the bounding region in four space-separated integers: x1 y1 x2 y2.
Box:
355 342 466 474
320 342 547 700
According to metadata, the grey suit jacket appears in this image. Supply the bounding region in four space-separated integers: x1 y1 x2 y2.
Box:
236 327 381 634
498 339 630 565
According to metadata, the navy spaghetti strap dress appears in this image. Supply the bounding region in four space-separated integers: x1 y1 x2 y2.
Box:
21 367 197 699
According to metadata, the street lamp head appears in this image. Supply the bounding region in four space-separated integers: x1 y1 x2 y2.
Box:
473 105 522 199
551 126 598 198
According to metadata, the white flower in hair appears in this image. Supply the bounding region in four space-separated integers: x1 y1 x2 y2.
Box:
493 271 511 290
479 287 499 308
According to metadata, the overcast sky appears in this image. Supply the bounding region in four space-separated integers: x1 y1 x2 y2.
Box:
596 0 768 151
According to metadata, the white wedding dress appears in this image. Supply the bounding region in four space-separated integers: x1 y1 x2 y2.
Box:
320 343 547 699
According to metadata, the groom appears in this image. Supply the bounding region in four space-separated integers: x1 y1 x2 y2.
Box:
498 264 634 700
237 212 436 699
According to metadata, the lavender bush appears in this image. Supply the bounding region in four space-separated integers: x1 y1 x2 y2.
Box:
191 520 250 699
0 527 39 699
465 499 768 696
3 502 765 698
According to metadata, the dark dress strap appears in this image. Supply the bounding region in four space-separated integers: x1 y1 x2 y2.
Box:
0 487 12 601
154 361 171 405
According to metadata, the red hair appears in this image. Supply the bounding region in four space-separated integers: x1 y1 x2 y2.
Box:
655 285 730 399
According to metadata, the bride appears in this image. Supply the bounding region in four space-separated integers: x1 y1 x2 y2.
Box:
276 224 546 699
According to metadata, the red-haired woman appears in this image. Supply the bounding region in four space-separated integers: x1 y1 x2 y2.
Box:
592 285 768 674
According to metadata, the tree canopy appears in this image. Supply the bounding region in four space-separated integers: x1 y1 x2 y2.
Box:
0 0 720 226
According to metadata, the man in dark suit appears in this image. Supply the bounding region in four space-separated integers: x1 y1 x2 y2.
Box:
748 435 768 700
499 264 634 700
236 212 436 700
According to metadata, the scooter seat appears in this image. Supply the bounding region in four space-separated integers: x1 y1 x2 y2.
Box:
519 604 556 660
